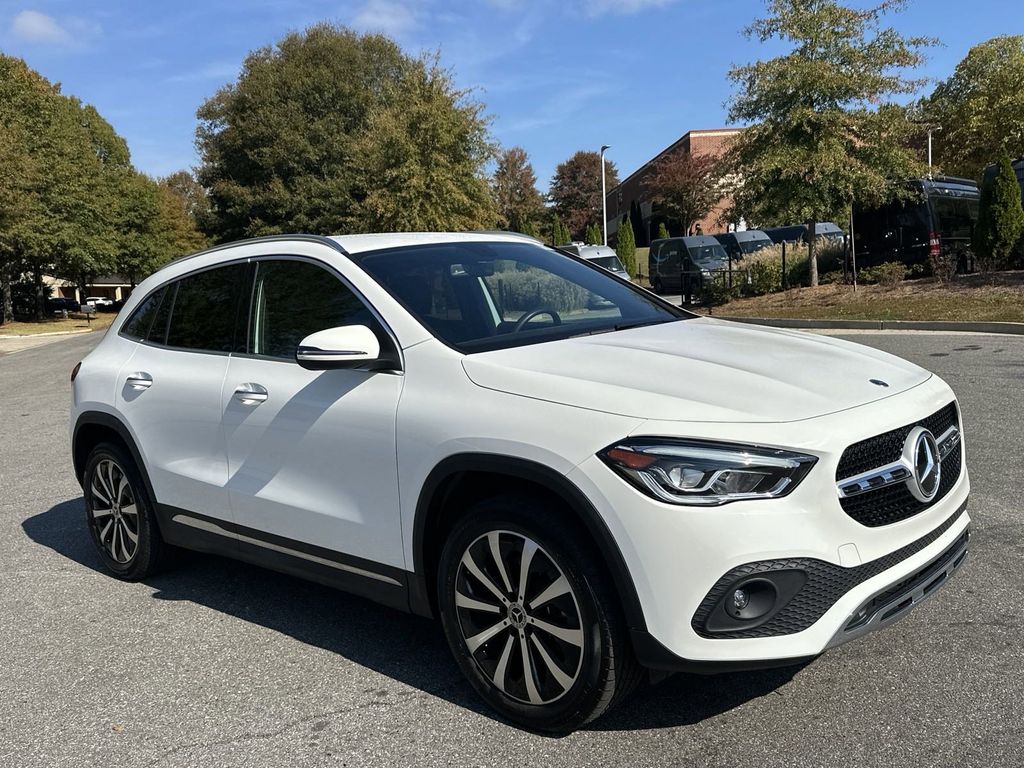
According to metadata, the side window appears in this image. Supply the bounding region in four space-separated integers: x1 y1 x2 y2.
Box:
250 259 373 359
121 286 167 340
166 263 247 353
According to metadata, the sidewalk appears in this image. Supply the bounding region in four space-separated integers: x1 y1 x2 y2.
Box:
0 332 91 356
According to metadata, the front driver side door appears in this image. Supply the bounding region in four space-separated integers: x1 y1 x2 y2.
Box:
220 256 405 576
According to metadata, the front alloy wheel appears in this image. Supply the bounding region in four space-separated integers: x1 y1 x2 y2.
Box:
438 497 641 733
454 530 584 705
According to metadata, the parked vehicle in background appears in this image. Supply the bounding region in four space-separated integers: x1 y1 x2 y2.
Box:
648 236 729 294
714 230 774 260
46 297 81 313
763 222 845 245
576 245 630 280
853 177 980 271
69 232 970 733
84 296 114 307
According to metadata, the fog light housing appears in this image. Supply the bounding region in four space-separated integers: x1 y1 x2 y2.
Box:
724 579 777 621
703 569 808 634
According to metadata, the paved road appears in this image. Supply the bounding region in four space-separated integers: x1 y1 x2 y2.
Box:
1 331 1021 767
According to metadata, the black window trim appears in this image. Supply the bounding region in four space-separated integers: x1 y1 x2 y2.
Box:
120 251 403 371
233 254 403 371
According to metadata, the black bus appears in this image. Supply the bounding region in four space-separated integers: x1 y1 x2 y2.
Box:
853 177 980 271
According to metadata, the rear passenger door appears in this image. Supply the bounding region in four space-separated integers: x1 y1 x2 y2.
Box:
116 262 249 522
219 257 405 573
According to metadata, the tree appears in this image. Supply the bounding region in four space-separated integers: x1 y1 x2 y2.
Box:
0 55 135 319
550 215 571 246
645 150 722 237
657 222 670 240
585 222 602 245
519 219 540 239
973 152 1024 270
491 147 544 232
922 36 1024 178
724 0 932 286
198 25 494 240
160 171 214 236
549 151 619 241
353 56 496 231
616 217 637 277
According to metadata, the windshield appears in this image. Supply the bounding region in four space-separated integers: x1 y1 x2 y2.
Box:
931 192 979 240
688 244 729 265
354 241 686 352
589 255 626 272
738 238 771 254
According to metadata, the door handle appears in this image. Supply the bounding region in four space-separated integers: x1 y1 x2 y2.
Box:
125 372 153 390
233 383 268 405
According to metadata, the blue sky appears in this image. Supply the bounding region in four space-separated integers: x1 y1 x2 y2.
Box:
0 0 1019 192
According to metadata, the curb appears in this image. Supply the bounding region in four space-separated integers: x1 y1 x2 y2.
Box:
717 317 1024 335
0 328 96 339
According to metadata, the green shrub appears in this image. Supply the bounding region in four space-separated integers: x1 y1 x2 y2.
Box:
656 222 670 240
974 151 1024 271
585 222 602 245
819 270 845 285
616 219 637 277
743 259 783 296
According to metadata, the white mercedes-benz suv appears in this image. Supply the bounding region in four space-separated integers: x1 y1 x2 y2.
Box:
70 233 969 732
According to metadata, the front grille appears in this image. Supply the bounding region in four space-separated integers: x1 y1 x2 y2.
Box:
836 402 961 527
691 502 968 639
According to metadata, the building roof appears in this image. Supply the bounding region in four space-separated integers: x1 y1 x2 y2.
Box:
610 127 744 192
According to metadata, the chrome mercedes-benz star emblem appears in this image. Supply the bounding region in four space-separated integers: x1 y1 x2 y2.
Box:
902 426 941 502
508 603 527 629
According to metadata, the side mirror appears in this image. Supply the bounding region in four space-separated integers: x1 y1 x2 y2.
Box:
296 325 381 371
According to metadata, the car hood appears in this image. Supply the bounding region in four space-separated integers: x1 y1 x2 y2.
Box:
461 318 931 423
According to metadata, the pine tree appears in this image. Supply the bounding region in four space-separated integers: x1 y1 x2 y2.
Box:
974 152 1024 270
616 217 636 278
551 215 570 246
585 222 602 245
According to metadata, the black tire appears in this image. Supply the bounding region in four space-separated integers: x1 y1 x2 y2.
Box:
82 441 171 580
437 495 641 733
651 276 664 294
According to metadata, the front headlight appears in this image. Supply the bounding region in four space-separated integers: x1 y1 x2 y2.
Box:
598 438 817 506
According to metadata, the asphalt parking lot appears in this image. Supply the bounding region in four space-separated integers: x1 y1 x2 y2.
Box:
1 330 1021 767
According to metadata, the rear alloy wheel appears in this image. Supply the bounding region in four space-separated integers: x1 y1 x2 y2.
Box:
83 442 170 580
438 497 641 733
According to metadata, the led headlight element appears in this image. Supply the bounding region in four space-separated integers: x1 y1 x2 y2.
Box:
599 439 817 506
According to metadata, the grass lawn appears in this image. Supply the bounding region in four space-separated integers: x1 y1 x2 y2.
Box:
706 271 1024 323
0 313 116 336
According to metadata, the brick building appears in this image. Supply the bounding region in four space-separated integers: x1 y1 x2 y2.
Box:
605 128 742 246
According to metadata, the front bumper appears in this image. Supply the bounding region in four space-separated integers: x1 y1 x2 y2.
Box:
566 375 972 668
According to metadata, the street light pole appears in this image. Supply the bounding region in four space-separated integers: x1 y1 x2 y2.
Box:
928 128 933 180
600 144 611 246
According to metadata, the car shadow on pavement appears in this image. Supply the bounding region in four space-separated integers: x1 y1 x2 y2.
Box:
24 498 805 734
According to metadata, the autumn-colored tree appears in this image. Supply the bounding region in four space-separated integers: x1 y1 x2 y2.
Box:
725 0 932 286
491 147 544 232
549 151 619 241
645 150 722 237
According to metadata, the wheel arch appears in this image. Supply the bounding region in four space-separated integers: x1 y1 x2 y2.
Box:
72 411 158 507
409 453 647 632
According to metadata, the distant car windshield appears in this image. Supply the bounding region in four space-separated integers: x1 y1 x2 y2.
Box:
589 255 626 272
688 244 729 266
738 239 772 254
353 241 687 353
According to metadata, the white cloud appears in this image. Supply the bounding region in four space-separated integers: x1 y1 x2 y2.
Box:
579 0 678 16
351 0 420 37
9 10 101 47
11 10 69 44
